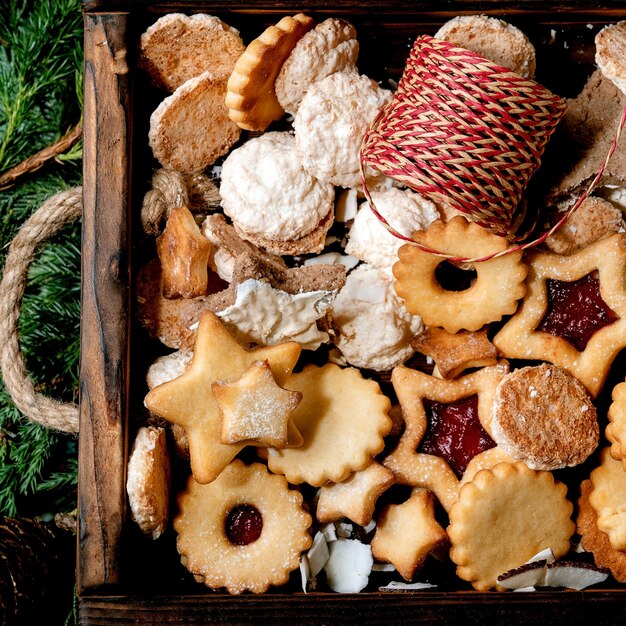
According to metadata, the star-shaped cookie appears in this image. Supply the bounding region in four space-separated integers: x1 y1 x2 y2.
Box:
213 359 303 448
383 363 509 512
144 311 301 484
493 234 626 398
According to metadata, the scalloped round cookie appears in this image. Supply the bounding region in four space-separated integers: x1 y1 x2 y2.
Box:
267 363 392 486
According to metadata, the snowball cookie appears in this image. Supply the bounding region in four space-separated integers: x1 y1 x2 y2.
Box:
345 187 440 276
331 264 423 371
139 13 245 92
435 15 536 79
275 18 359 116
294 72 392 189
219 132 335 250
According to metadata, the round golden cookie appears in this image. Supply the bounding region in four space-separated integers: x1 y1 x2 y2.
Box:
174 461 311 594
392 217 528 333
607 380 626 467
491 364 598 470
448 461 575 591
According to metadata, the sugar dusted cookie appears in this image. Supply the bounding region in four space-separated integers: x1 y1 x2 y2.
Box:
435 15 536 78
491 364 598 471
448 462 575 591
275 17 359 116
267 364 391 486
294 71 392 189
393 217 528 333
175 461 312 594
226 13 314 131
139 14 245 92
219 132 335 254
126 426 171 540
590 448 626 552
149 71 241 173
316 462 395 526
493 234 626 398
371 489 448 581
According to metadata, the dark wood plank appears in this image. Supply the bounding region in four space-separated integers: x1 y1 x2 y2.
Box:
79 13 132 594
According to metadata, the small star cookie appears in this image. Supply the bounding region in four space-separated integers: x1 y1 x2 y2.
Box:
212 359 303 448
371 489 448 581
493 234 626 397
144 311 301 484
316 462 395 526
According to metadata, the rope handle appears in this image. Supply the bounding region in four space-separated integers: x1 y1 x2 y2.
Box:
359 104 626 263
0 187 82 434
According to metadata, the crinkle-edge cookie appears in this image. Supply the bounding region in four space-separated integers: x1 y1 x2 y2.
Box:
275 17 359 115
608 381 626 467
174 461 312 594
393 217 528 333
448 462 574 591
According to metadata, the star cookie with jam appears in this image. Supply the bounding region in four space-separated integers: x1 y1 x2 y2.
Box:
493 233 626 397
383 362 511 512
144 311 301 484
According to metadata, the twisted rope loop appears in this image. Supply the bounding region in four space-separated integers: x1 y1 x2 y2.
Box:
0 187 81 433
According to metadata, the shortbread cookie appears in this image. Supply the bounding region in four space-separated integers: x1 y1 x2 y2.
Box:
219 132 335 252
448 462 574 591
578 479 626 582
345 187 440 276
275 18 359 115
144 312 302 484
596 20 626 97
157 205 212 299
149 71 241 173
608 381 626 467
126 426 171 539
393 217 528 333
543 196 625 255
225 13 314 131
411 327 498 380
213 360 303 448
493 234 626 398
174 461 312 594
435 15 536 78
267 364 391 486
330 264 423 372
139 14 245 91
384 363 509 512
316 462 395 526
371 489 448 581
294 71 392 189
590 448 626 552
491 364 598 471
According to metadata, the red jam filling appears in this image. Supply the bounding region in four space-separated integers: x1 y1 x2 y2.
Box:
225 504 263 546
419 395 495 478
537 273 618 352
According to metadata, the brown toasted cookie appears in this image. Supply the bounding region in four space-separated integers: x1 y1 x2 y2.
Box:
149 71 241 173
596 20 626 97
139 14 245 92
578 479 626 582
491 364 599 470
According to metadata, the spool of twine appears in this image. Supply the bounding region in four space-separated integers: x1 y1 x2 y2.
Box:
359 35 570 260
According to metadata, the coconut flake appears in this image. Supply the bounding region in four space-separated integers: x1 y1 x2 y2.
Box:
321 523 338 543
299 555 310 593
497 560 548 589
323 538 373 593
336 521 353 538
307 531 330 577
378 581 437 591
527 548 555 564
543 562 609 590
335 188 359 222
371 562 396 572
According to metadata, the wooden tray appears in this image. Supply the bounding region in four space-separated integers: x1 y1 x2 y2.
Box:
79 2 626 623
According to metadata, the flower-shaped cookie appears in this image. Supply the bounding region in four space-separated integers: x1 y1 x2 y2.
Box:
493 234 626 397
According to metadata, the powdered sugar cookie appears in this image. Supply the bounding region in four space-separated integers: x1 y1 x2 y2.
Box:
330 264 423 372
448 462 574 591
175 461 312 594
491 364 598 471
275 18 359 115
435 15 536 78
139 13 245 92
146 350 193 390
294 71 392 189
345 187 440 277
126 426 171 539
219 132 335 253
149 71 241 173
